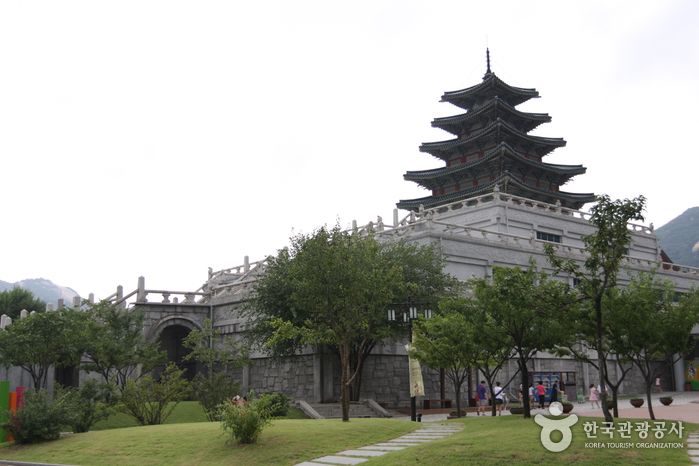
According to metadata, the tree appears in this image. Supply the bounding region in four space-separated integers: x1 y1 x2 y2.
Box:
411 312 474 418
183 318 248 421
612 276 699 420
458 298 520 416
250 226 455 421
0 288 45 319
470 264 574 418
81 301 164 392
546 194 646 422
554 296 634 418
119 363 190 425
0 309 87 389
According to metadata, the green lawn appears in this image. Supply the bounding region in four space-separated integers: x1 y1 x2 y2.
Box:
0 415 693 465
92 401 307 430
0 419 417 466
371 416 694 466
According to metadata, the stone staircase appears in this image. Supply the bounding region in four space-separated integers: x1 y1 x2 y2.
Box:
304 400 389 419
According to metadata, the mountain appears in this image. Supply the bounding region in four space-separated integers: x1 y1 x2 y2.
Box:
656 207 699 267
0 278 80 307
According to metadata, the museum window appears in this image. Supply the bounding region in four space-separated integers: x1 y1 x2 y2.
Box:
536 231 561 243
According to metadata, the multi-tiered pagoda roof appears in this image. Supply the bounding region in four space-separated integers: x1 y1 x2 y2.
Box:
397 52 595 211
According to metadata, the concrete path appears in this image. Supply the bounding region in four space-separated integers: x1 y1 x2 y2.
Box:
688 431 699 464
294 424 462 465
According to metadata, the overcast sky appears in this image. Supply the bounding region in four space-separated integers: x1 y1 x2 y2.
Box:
1 0 697 299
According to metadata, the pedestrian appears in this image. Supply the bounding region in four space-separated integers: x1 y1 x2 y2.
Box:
550 383 559 404
536 381 546 409
589 384 600 409
528 384 535 406
494 382 505 415
477 380 488 416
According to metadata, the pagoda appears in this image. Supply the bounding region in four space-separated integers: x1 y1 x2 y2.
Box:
397 51 595 211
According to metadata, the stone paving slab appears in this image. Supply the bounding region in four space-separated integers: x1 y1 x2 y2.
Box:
312 456 368 465
391 438 433 443
337 450 387 457
400 434 449 439
359 445 407 451
374 442 420 447
296 463 334 466
687 450 699 456
688 443 699 448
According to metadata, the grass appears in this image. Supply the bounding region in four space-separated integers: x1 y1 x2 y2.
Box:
92 401 307 430
370 416 695 466
0 419 418 466
0 414 693 465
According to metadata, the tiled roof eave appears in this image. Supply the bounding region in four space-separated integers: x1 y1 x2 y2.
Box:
420 120 565 156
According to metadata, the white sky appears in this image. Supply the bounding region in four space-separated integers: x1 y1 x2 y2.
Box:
1 0 697 299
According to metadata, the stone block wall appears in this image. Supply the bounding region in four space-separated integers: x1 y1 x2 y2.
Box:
248 355 315 399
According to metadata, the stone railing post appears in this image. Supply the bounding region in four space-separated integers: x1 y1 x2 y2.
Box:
0 314 12 329
244 256 250 273
137 276 147 303
57 299 64 309
19 309 28 319
73 296 81 308
393 208 399 227
116 286 125 308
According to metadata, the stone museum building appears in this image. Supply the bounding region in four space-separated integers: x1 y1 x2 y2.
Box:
4 54 698 414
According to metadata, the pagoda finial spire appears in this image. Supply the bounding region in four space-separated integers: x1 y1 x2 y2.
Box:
486 48 491 74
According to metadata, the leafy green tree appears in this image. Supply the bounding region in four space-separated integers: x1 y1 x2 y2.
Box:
0 309 87 389
453 297 519 416
250 226 455 421
611 276 699 420
60 380 114 433
555 295 634 418
0 288 45 319
82 301 164 392
411 311 474 418
470 264 575 418
183 319 248 421
546 194 645 422
119 363 190 425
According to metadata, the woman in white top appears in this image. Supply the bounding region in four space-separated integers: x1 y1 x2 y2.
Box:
493 382 505 415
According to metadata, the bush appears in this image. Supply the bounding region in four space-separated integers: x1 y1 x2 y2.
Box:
220 398 270 444
256 392 290 417
193 373 239 422
119 363 190 425
4 390 72 443
62 380 115 433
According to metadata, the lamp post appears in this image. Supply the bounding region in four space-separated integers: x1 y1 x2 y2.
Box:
388 301 432 422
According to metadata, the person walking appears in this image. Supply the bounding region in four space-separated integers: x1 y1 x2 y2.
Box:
528 384 535 406
550 383 559 404
477 380 488 416
536 381 546 409
589 384 600 409
493 382 505 415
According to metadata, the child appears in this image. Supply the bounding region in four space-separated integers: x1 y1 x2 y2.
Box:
589 384 600 409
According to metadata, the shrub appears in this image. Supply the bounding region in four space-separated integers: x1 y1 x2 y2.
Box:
119 363 190 425
256 392 290 417
193 372 239 422
4 390 72 443
220 398 270 444
62 380 115 433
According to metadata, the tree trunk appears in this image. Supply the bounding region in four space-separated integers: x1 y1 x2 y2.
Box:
611 388 619 418
339 344 351 422
596 295 613 423
454 384 462 418
350 355 363 402
519 357 531 418
440 368 446 403
646 380 656 420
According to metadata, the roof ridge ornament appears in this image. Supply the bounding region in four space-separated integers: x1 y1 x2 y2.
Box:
486 48 491 74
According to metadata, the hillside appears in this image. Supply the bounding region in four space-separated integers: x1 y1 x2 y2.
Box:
656 207 699 267
0 278 80 307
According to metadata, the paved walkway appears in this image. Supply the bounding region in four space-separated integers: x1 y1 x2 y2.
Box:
294 424 462 465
